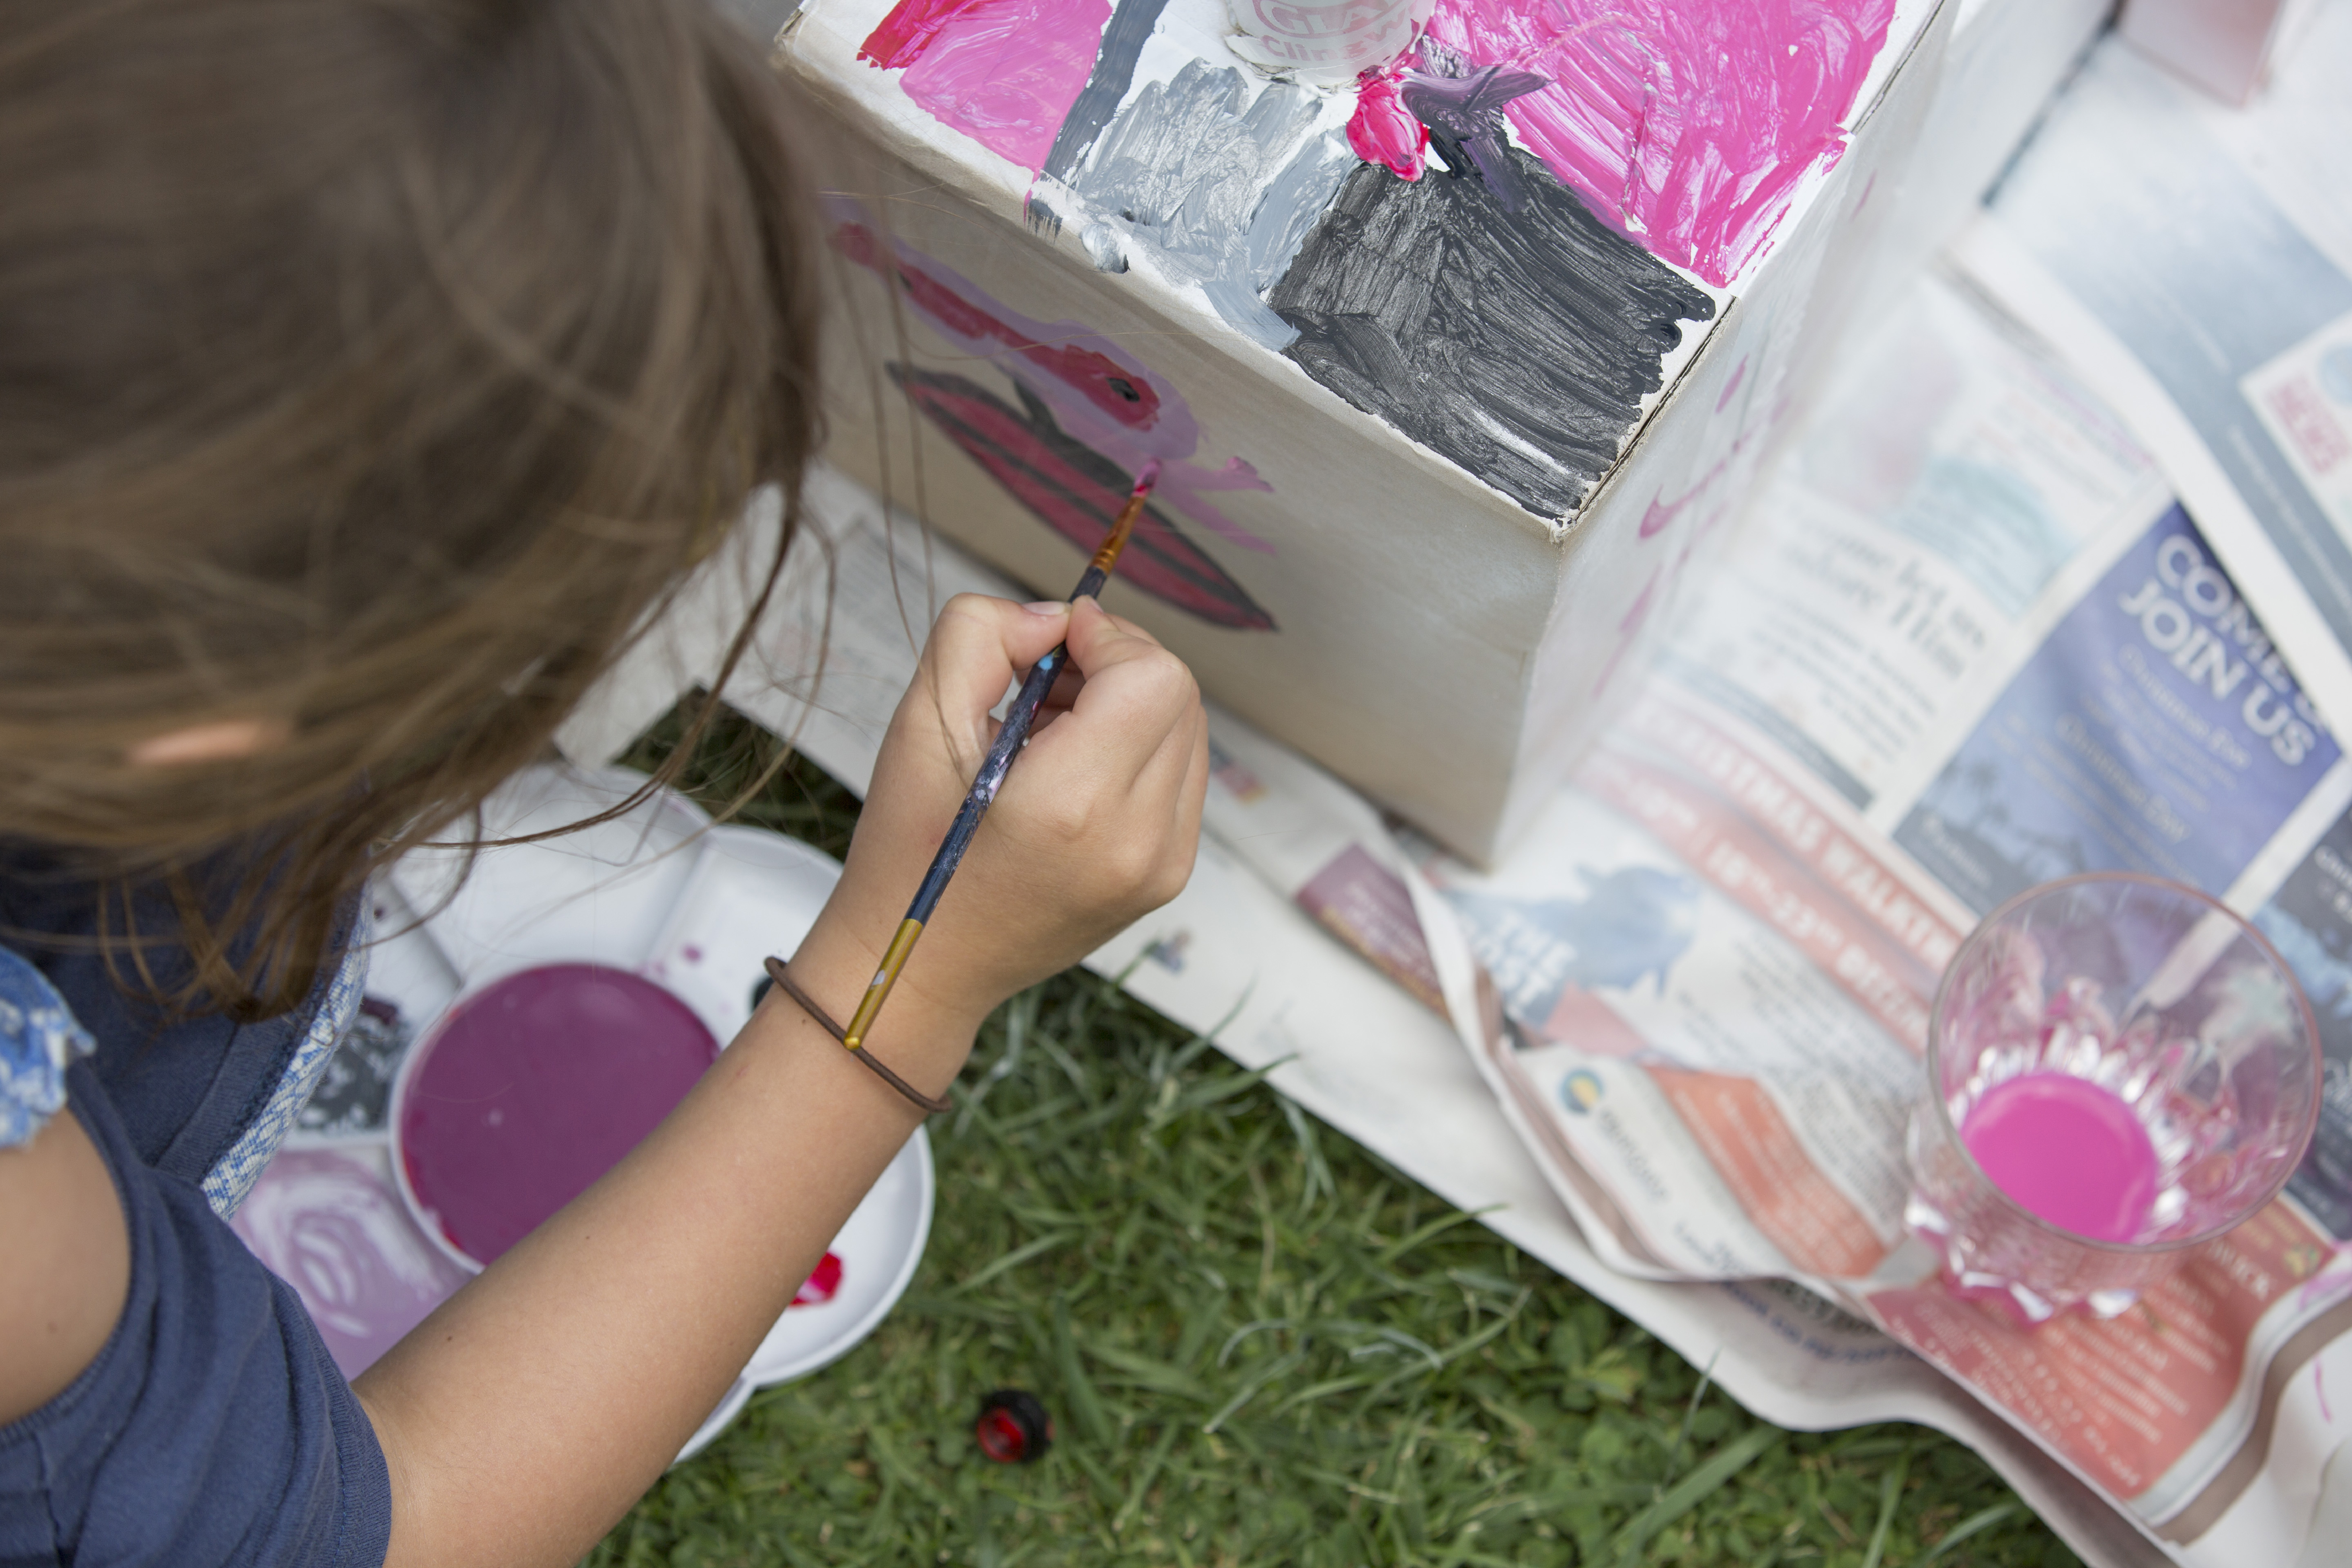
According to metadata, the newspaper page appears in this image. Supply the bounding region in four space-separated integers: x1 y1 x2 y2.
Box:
585 272 2352 1562
1953 8 2352 750
1194 254 2352 1561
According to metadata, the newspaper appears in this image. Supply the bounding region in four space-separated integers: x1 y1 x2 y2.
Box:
1198 273 2352 1562
1188 28 2352 1564
1954 14 2352 755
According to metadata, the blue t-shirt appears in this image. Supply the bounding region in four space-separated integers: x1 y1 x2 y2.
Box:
0 869 390 1568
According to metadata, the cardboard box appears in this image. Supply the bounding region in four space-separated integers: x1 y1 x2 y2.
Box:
2120 0 2322 105
780 0 1961 860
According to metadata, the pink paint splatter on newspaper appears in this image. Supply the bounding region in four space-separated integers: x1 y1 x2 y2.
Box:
1418 0 1899 286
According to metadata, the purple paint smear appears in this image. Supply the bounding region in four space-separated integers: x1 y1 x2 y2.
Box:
860 0 1112 173
1415 0 1899 287
833 210 1276 553
1397 40 1551 211
399 964 718 1268
232 1148 470 1381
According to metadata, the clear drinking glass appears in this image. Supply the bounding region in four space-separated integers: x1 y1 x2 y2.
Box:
1225 0 1430 84
1907 873 2321 1324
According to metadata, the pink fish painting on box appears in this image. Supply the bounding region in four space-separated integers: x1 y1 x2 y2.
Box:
831 218 1279 630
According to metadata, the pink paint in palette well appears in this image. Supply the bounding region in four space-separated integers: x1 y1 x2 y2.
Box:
398 964 720 1268
1959 1073 2162 1244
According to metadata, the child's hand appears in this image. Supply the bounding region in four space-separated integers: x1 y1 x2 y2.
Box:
792 594 1207 1052
365 597 1204 1565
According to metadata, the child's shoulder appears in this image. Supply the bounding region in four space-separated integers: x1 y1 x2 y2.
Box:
0 944 94 1149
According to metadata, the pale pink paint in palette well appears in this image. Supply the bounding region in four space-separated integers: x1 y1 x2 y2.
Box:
231 1147 472 1380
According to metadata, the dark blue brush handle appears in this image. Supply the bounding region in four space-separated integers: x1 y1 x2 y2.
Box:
905 561 1109 922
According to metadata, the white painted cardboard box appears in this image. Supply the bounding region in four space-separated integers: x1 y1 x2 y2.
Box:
776 0 2074 860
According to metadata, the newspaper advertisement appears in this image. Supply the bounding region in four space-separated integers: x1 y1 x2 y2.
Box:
1953 10 2352 753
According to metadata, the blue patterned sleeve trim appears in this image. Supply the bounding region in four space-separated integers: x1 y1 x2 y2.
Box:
202 899 375 1219
0 944 98 1147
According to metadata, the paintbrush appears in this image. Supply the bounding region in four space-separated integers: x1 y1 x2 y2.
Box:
840 460 1162 1051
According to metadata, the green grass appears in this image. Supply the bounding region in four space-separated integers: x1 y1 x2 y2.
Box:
596 705 2081 1567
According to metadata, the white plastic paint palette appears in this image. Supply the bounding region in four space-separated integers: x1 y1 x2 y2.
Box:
231 764 933 1463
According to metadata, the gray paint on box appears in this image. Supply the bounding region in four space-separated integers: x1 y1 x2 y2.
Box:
1042 0 1173 183
1070 60 1352 350
1267 144 1715 519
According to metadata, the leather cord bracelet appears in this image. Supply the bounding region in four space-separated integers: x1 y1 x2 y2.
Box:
762 956 953 1116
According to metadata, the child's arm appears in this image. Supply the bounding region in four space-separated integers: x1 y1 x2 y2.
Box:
0 1107 129 1425
353 595 1207 1568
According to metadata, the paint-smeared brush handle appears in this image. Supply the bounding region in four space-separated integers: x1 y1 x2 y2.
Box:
840 464 1158 1051
910 643 1061 922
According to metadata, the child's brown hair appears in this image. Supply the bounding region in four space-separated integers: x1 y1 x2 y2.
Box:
0 0 823 1015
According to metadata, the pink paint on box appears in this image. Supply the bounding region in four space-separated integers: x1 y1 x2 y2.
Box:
860 0 1110 172
1422 0 1899 286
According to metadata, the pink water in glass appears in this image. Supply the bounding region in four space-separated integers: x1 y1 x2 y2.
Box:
1958 1073 2161 1243
1911 874 2321 1321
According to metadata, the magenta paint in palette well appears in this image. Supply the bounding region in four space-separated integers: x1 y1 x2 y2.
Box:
398 963 718 1268
1959 1073 2161 1244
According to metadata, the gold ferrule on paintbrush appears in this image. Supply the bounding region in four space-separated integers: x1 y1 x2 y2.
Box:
1088 475 1152 575
842 916 924 1051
